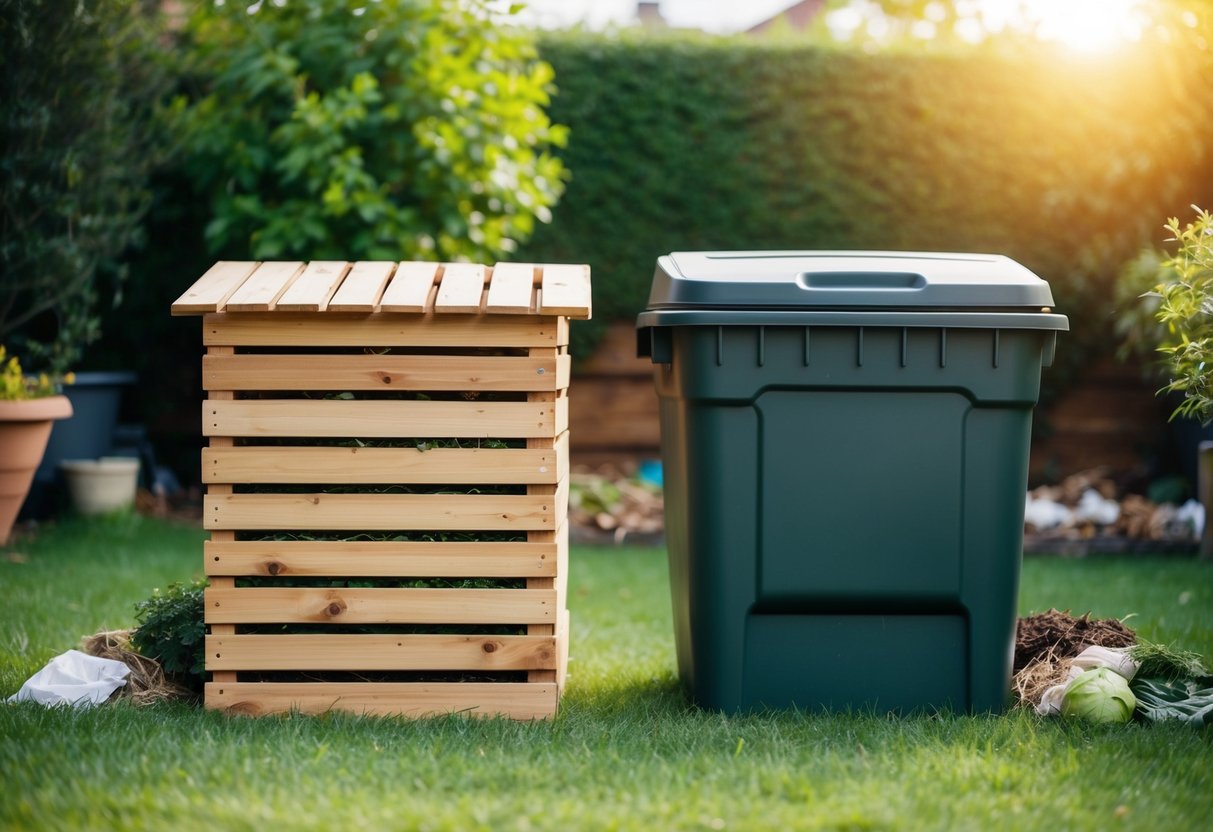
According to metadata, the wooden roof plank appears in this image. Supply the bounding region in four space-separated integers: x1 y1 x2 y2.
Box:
171 261 261 315
327 261 395 312
538 264 592 319
434 263 487 314
486 263 537 314
379 261 440 313
274 261 351 312
224 261 306 312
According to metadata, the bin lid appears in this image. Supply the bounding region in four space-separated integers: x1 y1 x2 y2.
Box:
647 251 1057 311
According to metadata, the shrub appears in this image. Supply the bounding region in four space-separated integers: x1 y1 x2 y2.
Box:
130 579 207 694
0 0 165 375
172 0 567 263
1154 207 1213 422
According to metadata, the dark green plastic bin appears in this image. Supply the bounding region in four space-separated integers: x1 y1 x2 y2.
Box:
637 252 1069 714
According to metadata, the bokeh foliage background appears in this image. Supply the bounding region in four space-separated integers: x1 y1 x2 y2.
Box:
519 30 1213 375
4 0 1212 482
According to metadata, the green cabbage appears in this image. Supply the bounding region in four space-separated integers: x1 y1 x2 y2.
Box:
1061 668 1137 724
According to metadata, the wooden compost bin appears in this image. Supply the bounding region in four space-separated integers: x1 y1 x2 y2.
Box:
171 260 591 719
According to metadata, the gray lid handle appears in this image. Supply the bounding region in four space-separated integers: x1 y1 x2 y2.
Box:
797 271 928 292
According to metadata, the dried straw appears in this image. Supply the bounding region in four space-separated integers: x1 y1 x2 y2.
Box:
1011 644 1073 710
79 630 195 705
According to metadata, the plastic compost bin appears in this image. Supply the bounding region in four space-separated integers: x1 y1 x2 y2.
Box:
637 251 1069 714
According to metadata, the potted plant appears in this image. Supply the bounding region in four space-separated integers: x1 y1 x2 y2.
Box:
0 346 74 544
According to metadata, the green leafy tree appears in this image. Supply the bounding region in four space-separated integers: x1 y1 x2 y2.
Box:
0 0 165 374
1154 207 1213 422
174 0 567 263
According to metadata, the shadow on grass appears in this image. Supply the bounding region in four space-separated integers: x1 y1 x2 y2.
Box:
563 670 690 722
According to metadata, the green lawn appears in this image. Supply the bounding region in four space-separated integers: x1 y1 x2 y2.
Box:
2 516 1211 831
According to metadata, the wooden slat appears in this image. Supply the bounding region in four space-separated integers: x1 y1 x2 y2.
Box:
554 521 570 599
171 261 260 315
206 363 239 685
434 263 487 313
205 586 556 624
204 399 560 439
274 261 351 312
205 492 557 531
557 607 570 691
202 354 570 393
379 261 440 313
486 263 537 314
204 539 561 578
539 264 592 319
555 394 569 436
554 478 570 529
328 261 395 311
207 634 557 671
203 313 567 348
224 261 305 312
204 682 558 719
203 438 567 485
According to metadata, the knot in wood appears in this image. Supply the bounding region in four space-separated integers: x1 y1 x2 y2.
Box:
481 641 498 654
266 561 282 576
325 601 346 617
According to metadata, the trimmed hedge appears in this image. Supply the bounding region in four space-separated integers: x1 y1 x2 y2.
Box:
521 32 1213 385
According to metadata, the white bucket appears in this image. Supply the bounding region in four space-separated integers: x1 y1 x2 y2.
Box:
60 457 139 516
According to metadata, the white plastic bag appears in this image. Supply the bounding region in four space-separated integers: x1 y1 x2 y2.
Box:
6 649 130 708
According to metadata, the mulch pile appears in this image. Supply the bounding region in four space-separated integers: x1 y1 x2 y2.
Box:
1011 609 1137 708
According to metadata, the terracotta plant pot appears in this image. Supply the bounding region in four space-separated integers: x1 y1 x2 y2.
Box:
0 396 73 544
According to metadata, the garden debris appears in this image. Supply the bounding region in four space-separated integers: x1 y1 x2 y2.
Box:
569 463 1206 552
1015 609 1136 673
1024 467 1203 553
6 649 129 708
1131 676 1213 726
1035 645 1140 716
1011 609 1137 709
570 464 664 543
80 629 195 705
1131 640 1210 680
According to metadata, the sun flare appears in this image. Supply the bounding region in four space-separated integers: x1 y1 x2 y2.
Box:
981 0 1149 52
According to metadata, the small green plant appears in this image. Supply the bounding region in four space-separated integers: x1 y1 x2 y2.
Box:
1153 207 1213 422
0 345 74 400
129 579 207 693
